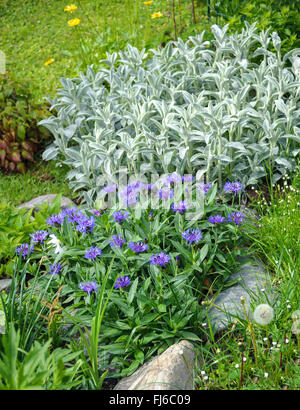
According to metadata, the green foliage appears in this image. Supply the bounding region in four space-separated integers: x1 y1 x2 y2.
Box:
0 322 82 390
208 0 300 56
194 166 300 390
14 180 251 376
0 195 63 277
247 166 300 279
66 258 116 389
41 24 300 204
0 74 51 173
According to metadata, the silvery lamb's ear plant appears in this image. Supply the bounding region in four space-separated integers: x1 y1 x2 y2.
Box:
40 23 300 206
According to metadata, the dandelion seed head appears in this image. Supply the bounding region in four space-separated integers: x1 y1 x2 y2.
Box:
253 304 274 325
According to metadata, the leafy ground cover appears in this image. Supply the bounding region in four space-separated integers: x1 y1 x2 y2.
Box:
1 178 254 388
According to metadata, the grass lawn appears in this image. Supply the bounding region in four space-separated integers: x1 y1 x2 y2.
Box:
0 160 78 207
0 0 208 103
195 170 300 390
0 0 208 205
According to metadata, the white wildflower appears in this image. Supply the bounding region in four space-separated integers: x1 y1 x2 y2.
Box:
47 234 63 254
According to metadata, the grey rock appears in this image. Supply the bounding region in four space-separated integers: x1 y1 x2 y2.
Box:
0 278 12 292
0 310 5 334
114 340 195 390
16 194 74 210
0 280 10 334
240 204 259 221
206 258 274 332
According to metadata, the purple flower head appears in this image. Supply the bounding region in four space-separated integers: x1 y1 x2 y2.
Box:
110 234 126 249
85 246 102 260
165 173 181 185
92 209 101 216
130 181 147 191
15 243 34 259
128 241 148 253
114 276 131 289
224 181 243 195
75 216 95 233
208 215 226 224
30 230 49 244
227 212 246 225
149 252 171 268
198 183 213 195
102 184 117 193
182 175 194 182
147 183 156 191
171 201 190 213
119 186 139 207
62 208 85 224
113 210 129 224
46 213 64 227
79 281 98 295
49 263 62 275
159 188 174 200
182 229 203 246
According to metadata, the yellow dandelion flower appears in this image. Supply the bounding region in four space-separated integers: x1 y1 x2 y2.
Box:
64 4 77 13
144 1 153 4
44 58 54 66
151 11 163 19
68 17 80 27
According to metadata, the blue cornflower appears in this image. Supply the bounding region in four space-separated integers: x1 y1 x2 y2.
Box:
171 201 190 213
130 181 147 191
198 183 213 195
182 229 203 246
79 281 98 295
119 186 139 207
114 276 131 289
62 207 85 224
165 173 181 185
110 234 126 249
85 247 102 260
224 181 243 195
15 243 34 259
147 183 156 191
159 188 174 200
128 241 148 253
113 210 129 224
46 213 64 227
208 215 226 224
49 263 62 275
182 175 194 182
149 252 171 267
227 212 245 225
102 184 117 193
75 216 95 233
30 230 49 244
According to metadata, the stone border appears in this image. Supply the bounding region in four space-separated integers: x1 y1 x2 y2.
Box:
114 340 195 390
16 194 75 211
